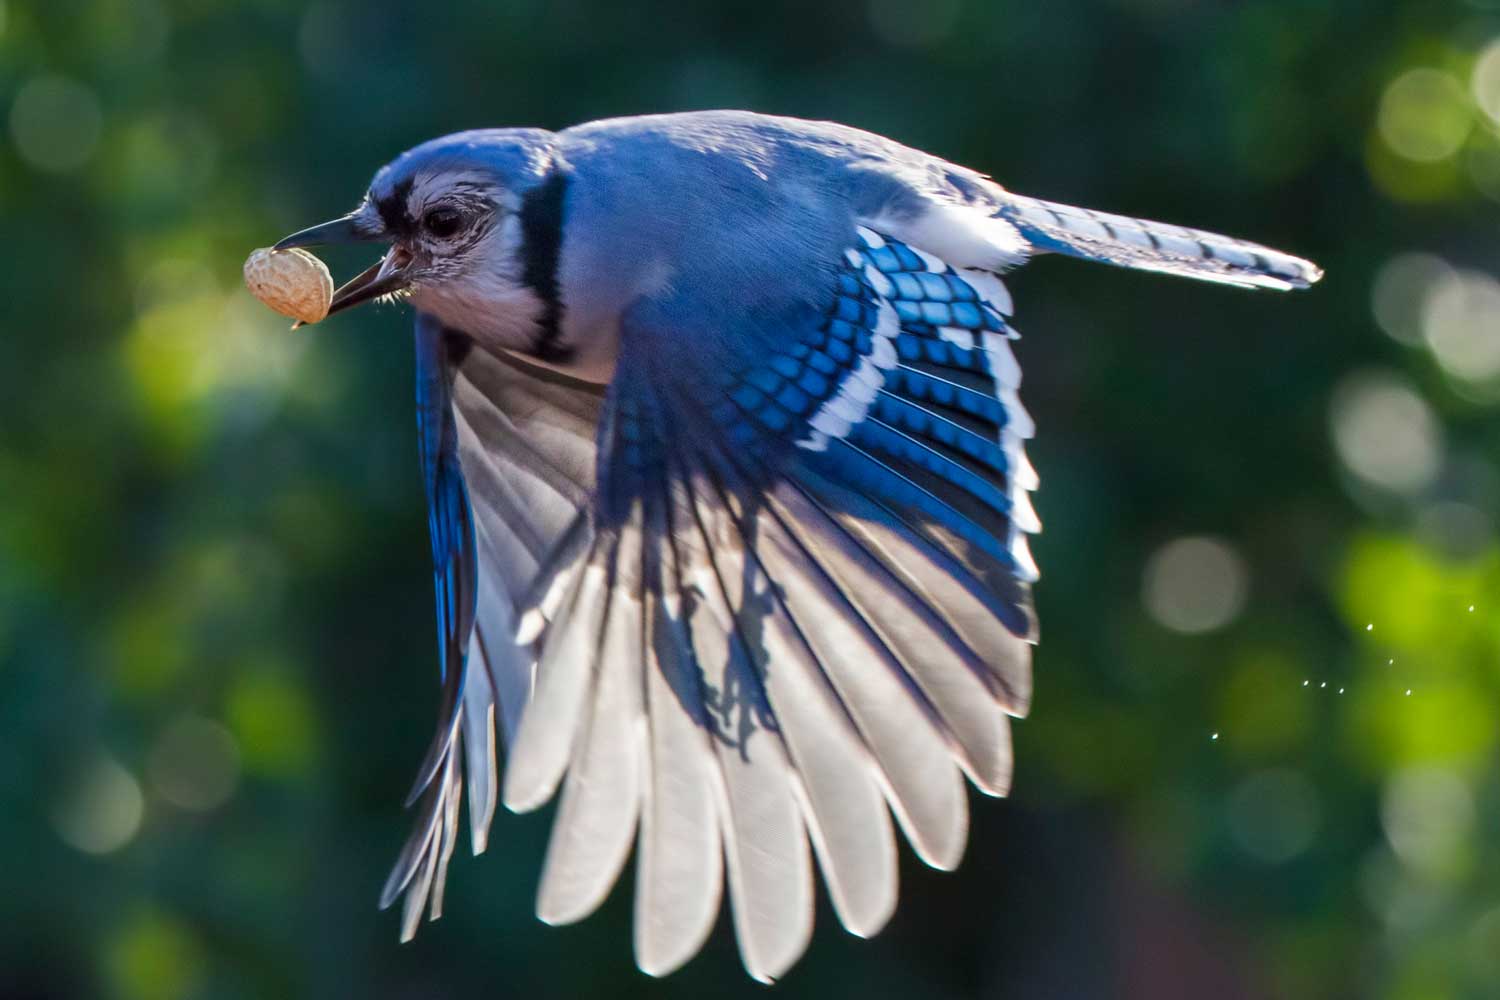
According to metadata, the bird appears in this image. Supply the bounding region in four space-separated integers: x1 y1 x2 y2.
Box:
272 110 1321 983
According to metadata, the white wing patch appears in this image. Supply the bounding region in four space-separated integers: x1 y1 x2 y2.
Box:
797 230 901 453
862 201 1029 272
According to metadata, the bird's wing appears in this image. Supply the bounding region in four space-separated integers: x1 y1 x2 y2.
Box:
503 225 1038 982
380 313 602 941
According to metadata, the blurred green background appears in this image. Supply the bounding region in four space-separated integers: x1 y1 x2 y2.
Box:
3 0 1500 997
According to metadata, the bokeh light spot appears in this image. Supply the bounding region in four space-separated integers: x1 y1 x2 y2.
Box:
135 258 220 316
1371 252 1454 346
1377 69 1472 163
1422 269 1500 384
228 669 318 776
106 910 205 1000
120 286 308 455
9 74 103 172
1472 38 1500 124
50 754 145 855
1227 768 1321 864
1219 652 1312 755
110 592 191 698
115 111 220 205
147 715 241 811
1381 766 1474 876
1339 533 1490 658
1142 536 1248 634
1358 845 1445 929
1330 371 1442 495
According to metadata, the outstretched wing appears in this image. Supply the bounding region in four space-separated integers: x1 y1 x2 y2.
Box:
503 226 1038 982
380 314 602 940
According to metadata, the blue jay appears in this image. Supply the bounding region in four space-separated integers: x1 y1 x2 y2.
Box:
274 110 1320 982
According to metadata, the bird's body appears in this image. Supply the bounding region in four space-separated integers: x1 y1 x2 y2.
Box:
272 110 1320 982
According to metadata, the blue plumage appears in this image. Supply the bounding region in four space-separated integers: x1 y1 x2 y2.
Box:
377 316 478 939
414 319 477 687
267 109 1321 982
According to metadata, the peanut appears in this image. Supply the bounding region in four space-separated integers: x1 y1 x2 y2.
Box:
243 247 333 324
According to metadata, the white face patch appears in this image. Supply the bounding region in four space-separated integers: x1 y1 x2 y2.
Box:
408 219 541 354
406 170 517 219
400 171 518 264
393 169 546 353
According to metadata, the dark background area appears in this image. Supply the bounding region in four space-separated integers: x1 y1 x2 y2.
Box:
3 1 1499 997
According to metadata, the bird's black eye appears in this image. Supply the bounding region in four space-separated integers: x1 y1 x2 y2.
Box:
422 207 464 239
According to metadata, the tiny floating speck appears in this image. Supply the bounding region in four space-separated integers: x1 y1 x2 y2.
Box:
1210 732 1219 741
1365 623 1374 632
1320 681 1327 688
1405 689 1412 696
1302 680 1310 687
1338 687 1345 694
1469 605 1475 612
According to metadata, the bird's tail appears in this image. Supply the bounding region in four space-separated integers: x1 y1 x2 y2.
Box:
995 193 1322 291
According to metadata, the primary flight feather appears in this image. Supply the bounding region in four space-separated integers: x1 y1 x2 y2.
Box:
269 110 1320 982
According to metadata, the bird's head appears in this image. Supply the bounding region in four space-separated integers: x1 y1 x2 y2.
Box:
276 129 560 343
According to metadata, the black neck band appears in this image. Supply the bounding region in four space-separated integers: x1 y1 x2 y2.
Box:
517 169 570 363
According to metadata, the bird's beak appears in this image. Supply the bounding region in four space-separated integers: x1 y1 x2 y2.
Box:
273 213 379 250
273 212 413 317
323 248 414 317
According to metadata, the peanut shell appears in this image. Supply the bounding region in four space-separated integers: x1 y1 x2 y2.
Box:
243 247 333 324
